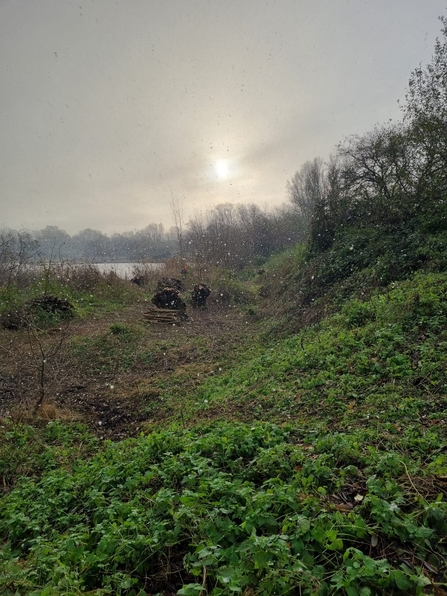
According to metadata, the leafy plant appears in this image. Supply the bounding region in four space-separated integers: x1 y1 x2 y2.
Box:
0 422 445 594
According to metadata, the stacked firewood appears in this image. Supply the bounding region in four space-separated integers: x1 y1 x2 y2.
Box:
143 305 184 324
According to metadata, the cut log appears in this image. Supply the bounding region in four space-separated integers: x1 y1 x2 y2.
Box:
143 305 186 324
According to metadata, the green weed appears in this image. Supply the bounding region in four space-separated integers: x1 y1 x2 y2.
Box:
0 420 100 494
0 422 445 594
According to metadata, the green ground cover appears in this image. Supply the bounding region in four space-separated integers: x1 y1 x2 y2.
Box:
185 272 447 435
0 422 445 595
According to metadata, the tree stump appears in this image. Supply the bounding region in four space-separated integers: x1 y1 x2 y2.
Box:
191 284 211 308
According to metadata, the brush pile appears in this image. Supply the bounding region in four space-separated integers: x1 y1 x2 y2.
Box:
156 278 185 292
1 295 75 330
151 287 186 311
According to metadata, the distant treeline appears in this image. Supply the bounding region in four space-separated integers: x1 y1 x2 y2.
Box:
30 224 174 263
0 203 305 268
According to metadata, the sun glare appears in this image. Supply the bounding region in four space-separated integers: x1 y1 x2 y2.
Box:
215 160 229 178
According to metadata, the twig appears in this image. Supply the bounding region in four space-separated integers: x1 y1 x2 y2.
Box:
199 565 207 596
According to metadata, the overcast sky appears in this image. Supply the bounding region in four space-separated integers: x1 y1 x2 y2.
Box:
0 0 445 235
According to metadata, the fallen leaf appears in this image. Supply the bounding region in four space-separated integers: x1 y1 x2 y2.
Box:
335 503 353 512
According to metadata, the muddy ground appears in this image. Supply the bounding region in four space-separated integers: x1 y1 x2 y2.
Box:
0 301 259 439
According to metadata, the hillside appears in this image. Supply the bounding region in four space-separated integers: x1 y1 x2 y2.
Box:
1 256 446 595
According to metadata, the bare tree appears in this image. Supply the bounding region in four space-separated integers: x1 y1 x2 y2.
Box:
400 16 447 204
339 125 419 201
71 228 109 262
287 158 325 226
1 311 72 417
170 194 185 258
0 229 40 296
35 226 71 260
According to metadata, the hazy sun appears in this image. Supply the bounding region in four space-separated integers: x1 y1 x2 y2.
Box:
215 159 229 178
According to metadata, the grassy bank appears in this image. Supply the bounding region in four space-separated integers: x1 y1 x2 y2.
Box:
185 271 447 435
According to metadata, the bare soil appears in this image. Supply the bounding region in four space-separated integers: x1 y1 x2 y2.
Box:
0 301 259 439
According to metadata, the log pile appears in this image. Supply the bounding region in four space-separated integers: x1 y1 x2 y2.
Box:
144 279 189 324
143 305 185 324
156 277 185 292
151 287 187 311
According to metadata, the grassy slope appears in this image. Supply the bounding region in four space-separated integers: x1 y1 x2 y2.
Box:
1 266 447 594
185 272 447 436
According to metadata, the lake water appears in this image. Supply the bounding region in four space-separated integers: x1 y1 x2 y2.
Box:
94 262 165 279
22 261 166 280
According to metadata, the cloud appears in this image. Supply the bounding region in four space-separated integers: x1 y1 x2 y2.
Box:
0 0 445 234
